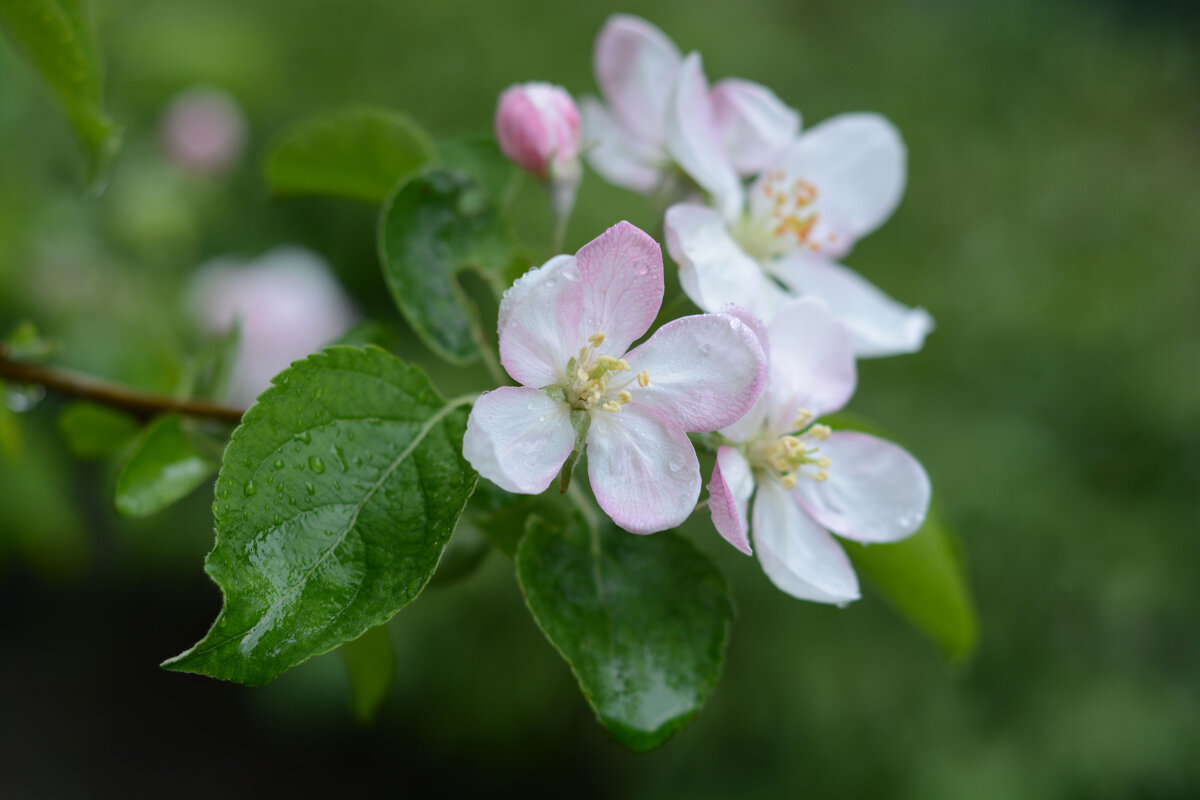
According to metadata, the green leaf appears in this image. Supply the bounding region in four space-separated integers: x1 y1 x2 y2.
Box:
184 320 241 402
822 410 979 663
115 414 217 518
0 0 121 186
4 320 56 361
516 514 734 752
436 134 521 208
341 624 395 724
378 169 512 364
57 401 140 460
0 380 21 460
427 517 490 587
844 507 979 664
163 346 476 685
265 108 434 203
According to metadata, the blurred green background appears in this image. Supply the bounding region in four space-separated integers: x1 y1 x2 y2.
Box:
1 0 1198 796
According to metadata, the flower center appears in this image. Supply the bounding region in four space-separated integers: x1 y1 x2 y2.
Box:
564 332 649 413
748 408 833 489
735 172 838 260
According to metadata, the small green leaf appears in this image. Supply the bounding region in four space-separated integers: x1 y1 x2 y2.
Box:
163 346 476 685
185 320 241 402
427 518 490 587
822 410 979 663
57 402 140 460
378 169 512 364
436 134 521 208
115 414 217 518
265 108 434 203
0 380 21 460
0 0 121 186
341 624 395 724
517 514 734 752
844 507 979 664
464 480 573 557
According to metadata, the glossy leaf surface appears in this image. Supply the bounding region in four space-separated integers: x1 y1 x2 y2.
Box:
517 515 733 751
163 346 476 684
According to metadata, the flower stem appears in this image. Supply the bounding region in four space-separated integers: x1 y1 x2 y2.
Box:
0 343 245 424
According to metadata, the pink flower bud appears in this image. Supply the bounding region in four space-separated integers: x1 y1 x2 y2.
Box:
494 82 582 180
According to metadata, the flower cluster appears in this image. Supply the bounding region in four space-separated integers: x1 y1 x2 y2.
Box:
475 14 936 606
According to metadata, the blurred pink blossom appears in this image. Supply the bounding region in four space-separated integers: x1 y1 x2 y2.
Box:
187 247 358 406
494 82 582 180
160 87 247 175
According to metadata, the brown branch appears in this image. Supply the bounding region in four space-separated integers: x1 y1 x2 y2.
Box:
0 343 245 424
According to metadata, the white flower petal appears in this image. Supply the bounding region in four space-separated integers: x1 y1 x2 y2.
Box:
709 446 755 555
710 78 800 176
623 312 766 432
593 14 681 146
575 221 664 357
665 203 789 320
665 53 744 221
765 112 906 255
462 387 576 495
581 96 666 194
762 296 857 432
586 406 700 534
497 255 584 386
752 479 860 604
794 431 931 544
770 252 934 359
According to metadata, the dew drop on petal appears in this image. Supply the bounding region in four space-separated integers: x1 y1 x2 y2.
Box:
698 343 712 357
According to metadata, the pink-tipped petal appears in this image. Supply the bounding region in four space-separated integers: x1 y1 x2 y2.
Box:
581 97 666 193
594 14 682 146
752 479 860 604
761 296 858 432
586 407 700 534
623 312 766 432
770 252 934 359
665 54 743 221
498 255 584 387
710 78 800 176
575 221 664 356
709 446 755 555
665 203 789 320
715 304 771 443
494 83 581 179
462 387 576 495
794 431 931 544
768 113 906 253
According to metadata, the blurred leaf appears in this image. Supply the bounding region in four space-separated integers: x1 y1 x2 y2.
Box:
4 320 56 361
378 169 512 364
436 134 521 209
115 414 217 518
57 401 140 460
0 0 121 186
341 624 395 724
163 346 476 685
265 108 434 203
465 479 573 557
516 514 733 752
843 507 979 664
823 410 979 663
185 320 241 402
0 380 21 460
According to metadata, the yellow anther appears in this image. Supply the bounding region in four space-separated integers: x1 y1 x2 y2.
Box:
795 407 814 425
602 401 622 413
617 390 632 404
814 470 829 482
816 456 832 468
588 332 606 346
781 435 802 453
637 369 650 387
810 424 831 441
780 473 798 490
617 358 631 371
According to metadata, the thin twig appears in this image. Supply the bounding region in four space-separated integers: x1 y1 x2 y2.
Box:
0 343 245 424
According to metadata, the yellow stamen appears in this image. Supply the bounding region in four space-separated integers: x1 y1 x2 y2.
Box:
780 473 798 490
588 332 606 346
637 369 650 387
602 401 622 413
617 390 632 404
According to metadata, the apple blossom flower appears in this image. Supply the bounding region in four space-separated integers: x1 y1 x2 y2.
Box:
582 14 798 204
706 299 931 604
462 221 767 535
160 87 247 175
665 113 935 358
187 246 358 407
